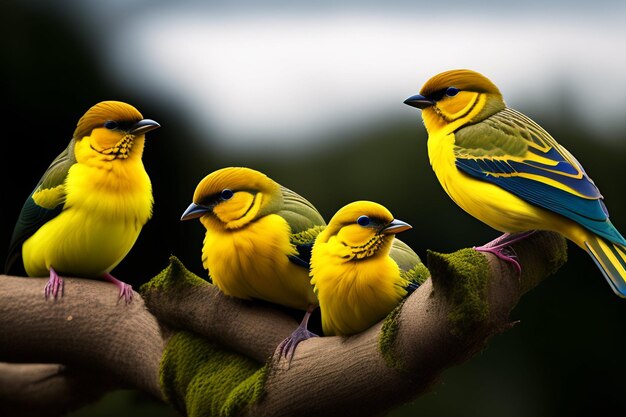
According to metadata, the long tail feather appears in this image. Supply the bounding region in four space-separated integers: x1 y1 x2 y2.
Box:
584 236 626 297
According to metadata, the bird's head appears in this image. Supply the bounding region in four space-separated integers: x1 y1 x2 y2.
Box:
73 101 160 163
404 69 505 135
180 167 283 230
316 201 412 261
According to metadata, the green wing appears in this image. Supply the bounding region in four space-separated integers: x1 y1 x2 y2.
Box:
5 139 76 274
278 186 326 268
389 239 429 292
453 108 600 199
454 108 624 245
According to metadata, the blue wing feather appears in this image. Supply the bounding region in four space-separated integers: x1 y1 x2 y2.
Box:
288 242 313 268
457 159 626 246
405 281 420 296
453 107 625 246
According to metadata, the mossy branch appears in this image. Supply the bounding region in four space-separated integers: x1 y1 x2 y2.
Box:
0 231 567 417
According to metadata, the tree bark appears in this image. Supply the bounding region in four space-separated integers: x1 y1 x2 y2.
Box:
0 231 567 417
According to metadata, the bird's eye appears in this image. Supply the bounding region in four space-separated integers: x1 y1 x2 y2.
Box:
445 87 460 97
357 215 371 227
220 189 234 200
104 120 118 130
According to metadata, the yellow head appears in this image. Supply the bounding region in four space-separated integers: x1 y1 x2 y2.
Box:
180 167 284 230
72 101 160 163
316 201 412 261
404 69 505 134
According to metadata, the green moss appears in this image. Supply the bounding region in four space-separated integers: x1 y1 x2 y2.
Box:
379 262 431 370
140 255 207 294
427 249 490 338
160 332 266 417
378 301 406 370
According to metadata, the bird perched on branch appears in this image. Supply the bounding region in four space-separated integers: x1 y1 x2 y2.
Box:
181 167 326 358
5 101 159 303
310 201 424 336
404 69 626 297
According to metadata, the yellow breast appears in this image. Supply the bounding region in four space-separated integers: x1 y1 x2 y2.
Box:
311 238 408 336
200 214 317 310
427 131 572 236
22 158 153 278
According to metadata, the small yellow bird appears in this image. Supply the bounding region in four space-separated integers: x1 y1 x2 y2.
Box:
180 167 326 356
310 201 422 336
404 69 626 297
5 101 159 302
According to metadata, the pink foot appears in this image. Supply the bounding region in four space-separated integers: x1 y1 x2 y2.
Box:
277 304 318 364
44 267 64 300
473 231 536 274
474 245 521 274
103 273 133 304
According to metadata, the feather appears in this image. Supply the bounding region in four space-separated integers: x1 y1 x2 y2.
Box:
310 201 424 336
454 108 602 199
5 140 75 274
406 69 626 298
453 108 626 245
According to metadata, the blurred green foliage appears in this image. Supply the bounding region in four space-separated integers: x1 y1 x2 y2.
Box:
3 2 626 416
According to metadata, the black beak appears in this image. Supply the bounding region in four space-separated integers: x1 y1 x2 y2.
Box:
181 202 211 221
130 119 160 135
403 94 435 109
380 219 412 235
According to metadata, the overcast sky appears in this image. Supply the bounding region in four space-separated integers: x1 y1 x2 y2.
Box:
33 0 626 151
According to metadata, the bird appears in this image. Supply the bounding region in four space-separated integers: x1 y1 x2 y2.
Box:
310 201 424 336
404 68 626 297
180 166 326 358
5 101 159 303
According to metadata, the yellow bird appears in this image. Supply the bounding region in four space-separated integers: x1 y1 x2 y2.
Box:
310 201 423 336
404 69 626 297
5 101 159 302
180 167 326 356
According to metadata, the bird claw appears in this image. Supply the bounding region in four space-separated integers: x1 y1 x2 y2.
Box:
103 273 134 304
118 283 134 304
44 267 64 301
473 231 537 275
277 327 318 365
474 244 522 274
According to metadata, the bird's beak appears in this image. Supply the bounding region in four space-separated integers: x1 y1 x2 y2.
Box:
381 219 412 234
181 202 211 221
403 94 435 109
130 119 161 135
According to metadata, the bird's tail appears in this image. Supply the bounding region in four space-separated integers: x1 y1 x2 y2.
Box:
584 236 626 298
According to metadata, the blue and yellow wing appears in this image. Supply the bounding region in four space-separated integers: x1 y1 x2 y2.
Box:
454 108 626 246
5 140 75 274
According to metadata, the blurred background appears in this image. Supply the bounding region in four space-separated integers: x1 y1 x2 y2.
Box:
2 0 626 416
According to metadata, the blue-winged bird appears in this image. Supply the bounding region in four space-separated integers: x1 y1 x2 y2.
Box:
5 101 159 303
404 69 626 297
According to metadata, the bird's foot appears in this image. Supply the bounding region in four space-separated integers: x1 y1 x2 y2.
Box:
473 231 537 275
103 273 133 304
44 267 64 300
277 327 318 365
474 244 521 274
277 305 318 365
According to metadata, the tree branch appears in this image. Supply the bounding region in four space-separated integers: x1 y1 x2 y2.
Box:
0 277 166 415
0 231 567 417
